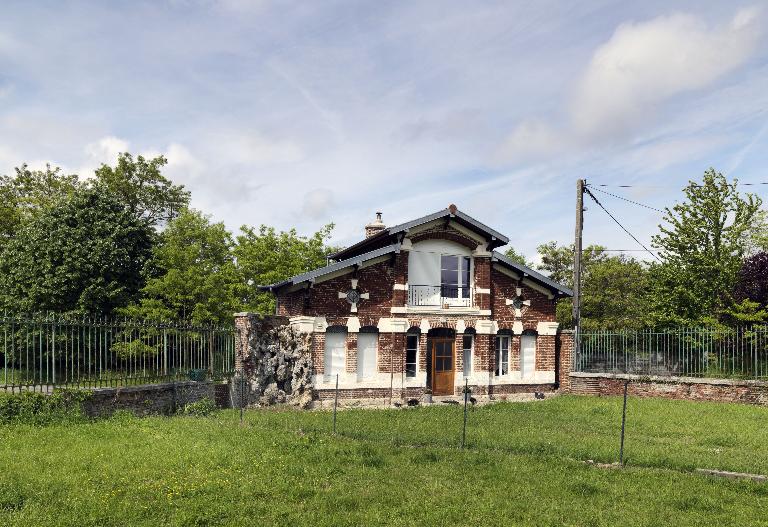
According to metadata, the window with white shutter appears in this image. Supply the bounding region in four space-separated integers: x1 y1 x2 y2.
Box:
324 327 347 377
357 329 378 379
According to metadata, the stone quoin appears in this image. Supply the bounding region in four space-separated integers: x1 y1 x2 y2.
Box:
254 205 574 403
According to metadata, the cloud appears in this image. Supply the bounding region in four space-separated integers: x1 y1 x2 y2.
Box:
301 188 335 220
498 7 764 162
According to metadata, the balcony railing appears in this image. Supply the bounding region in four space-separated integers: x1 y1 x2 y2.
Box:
408 285 473 308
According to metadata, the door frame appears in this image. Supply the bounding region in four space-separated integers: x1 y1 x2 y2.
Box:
430 338 455 395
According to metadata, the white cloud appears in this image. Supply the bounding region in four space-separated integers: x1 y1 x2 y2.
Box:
498 7 764 162
572 7 762 139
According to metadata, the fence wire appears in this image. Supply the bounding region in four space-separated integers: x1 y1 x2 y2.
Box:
576 326 768 380
1 313 236 391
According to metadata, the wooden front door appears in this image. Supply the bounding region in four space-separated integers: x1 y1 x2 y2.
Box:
431 339 455 395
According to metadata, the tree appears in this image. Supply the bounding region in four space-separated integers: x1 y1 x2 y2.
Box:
534 242 650 328
503 246 533 267
650 168 762 325
123 209 241 324
93 153 190 227
0 187 154 314
235 224 341 315
728 251 768 325
579 255 651 330
0 164 82 240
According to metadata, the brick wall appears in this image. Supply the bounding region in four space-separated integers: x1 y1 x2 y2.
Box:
556 330 574 390
491 267 556 330
277 259 395 318
568 372 768 405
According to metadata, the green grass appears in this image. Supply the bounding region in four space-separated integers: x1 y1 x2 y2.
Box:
1 395 767 526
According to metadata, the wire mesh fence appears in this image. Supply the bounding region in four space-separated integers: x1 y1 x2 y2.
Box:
0 313 236 392
577 326 768 380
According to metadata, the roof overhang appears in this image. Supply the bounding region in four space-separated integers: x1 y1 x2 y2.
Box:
258 243 402 293
491 251 573 298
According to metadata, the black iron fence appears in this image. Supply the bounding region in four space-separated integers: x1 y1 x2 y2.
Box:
0 313 236 391
577 326 768 380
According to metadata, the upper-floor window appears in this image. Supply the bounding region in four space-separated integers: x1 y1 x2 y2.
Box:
408 239 473 307
441 255 471 299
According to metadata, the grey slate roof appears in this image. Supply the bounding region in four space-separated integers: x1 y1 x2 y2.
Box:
258 243 401 292
491 251 573 297
330 207 509 261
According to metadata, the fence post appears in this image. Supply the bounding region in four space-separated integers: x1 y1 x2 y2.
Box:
619 380 629 466
461 378 469 449
163 328 168 378
333 373 339 434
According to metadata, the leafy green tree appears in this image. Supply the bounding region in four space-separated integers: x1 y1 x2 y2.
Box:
534 242 650 328
503 246 533 267
122 209 241 324
0 164 82 240
0 187 154 314
650 169 762 325
235 224 340 315
93 153 190 227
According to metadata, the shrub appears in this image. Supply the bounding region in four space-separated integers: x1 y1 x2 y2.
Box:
180 397 216 417
0 389 90 425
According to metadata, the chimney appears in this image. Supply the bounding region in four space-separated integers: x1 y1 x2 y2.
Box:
365 211 386 238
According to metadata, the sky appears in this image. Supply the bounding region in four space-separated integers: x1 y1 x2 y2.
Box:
1 1 767 263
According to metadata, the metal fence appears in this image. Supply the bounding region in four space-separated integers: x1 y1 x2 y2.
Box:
576 326 768 380
1 313 236 392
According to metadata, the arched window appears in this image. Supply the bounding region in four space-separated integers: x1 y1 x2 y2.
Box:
494 329 512 377
406 327 420 378
325 326 347 378
462 328 475 378
357 326 378 379
520 330 537 379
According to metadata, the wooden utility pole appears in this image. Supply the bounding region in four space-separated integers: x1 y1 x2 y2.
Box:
573 179 585 365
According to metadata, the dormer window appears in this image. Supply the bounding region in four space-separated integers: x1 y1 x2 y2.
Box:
407 239 474 308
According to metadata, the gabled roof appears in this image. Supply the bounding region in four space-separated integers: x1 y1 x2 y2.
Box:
258 243 401 292
330 206 509 261
491 251 573 297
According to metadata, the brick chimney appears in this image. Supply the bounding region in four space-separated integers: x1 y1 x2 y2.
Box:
365 212 386 238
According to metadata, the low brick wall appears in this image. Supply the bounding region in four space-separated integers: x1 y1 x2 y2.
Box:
83 381 227 417
569 372 768 405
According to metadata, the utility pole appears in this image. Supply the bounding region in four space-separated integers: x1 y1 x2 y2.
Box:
573 179 585 368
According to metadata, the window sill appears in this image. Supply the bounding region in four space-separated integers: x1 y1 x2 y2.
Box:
392 306 489 315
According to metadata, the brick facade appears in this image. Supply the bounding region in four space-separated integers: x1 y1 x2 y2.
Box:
264 215 572 402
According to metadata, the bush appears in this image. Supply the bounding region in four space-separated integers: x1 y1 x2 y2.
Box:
180 397 216 417
0 389 90 425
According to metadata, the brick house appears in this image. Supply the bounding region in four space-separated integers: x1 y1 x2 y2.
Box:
259 205 572 401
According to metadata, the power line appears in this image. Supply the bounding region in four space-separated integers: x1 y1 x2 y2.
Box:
586 185 664 213
591 182 768 189
583 188 662 263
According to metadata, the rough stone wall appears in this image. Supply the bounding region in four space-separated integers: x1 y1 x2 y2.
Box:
82 381 219 417
568 372 768 405
237 317 314 408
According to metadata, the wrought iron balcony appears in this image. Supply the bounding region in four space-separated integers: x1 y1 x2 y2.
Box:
407 285 473 308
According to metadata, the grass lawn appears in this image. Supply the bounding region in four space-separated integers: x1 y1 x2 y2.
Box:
1 395 767 526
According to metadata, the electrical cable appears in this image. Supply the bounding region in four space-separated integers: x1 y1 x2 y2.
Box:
586 185 664 213
583 188 662 263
